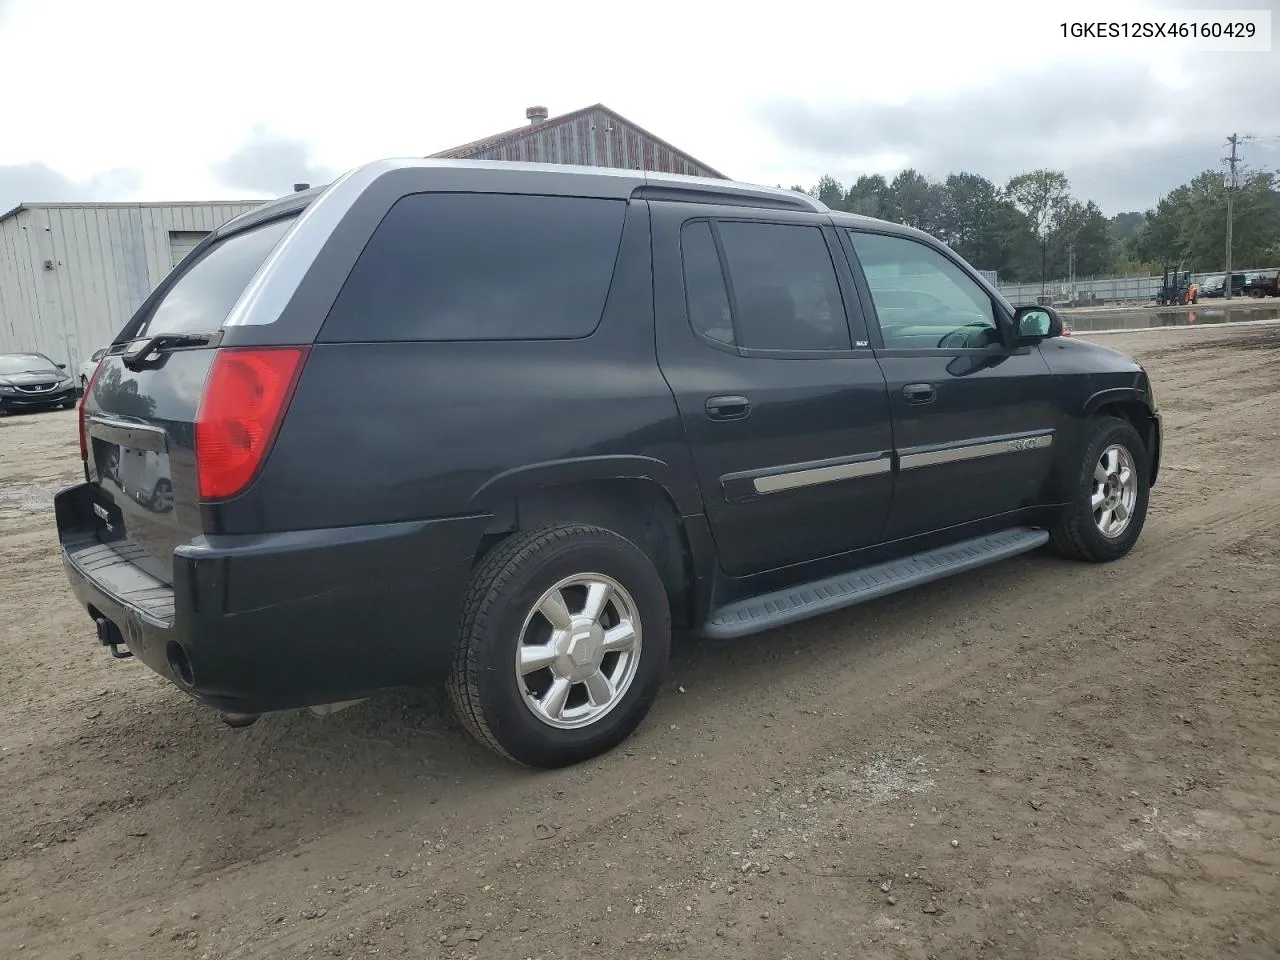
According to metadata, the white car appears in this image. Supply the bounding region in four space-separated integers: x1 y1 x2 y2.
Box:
79 347 107 392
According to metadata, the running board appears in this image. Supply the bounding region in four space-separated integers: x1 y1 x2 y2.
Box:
701 526 1050 639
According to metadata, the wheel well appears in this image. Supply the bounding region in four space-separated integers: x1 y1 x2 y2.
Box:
1093 400 1150 450
474 479 696 628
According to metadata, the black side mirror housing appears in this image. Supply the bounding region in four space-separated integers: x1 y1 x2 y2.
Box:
57 363 67 370
1011 305 1063 343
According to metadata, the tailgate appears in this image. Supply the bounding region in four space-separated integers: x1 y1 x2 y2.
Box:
83 350 215 584
79 213 299 585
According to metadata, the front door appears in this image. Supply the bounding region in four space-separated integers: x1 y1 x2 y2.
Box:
651 201 894 578
841 228 1060 541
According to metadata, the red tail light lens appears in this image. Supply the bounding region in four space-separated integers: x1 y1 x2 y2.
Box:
195 346 308 500
78 360 103 460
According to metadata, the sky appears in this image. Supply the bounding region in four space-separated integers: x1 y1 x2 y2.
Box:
0 0 1276 219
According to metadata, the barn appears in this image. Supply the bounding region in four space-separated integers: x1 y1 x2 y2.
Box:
429 104 727 179
0 201 262 374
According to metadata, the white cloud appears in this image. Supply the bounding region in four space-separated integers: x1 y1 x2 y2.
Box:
0 0 1276 214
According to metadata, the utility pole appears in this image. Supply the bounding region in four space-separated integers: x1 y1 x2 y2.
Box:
1224 133 1239 299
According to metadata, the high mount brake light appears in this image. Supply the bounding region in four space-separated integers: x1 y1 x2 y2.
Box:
194 346 308 500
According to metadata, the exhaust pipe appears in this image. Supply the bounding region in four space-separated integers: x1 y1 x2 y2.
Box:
221 711 261 728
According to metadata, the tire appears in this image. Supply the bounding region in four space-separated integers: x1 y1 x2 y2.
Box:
447 523 672 768
1048 416 1150 563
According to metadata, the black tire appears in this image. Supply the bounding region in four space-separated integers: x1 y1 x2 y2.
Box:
1048 416 1150 563
447 523 671 768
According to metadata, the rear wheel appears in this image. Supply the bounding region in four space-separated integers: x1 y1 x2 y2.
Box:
447 523 671 768
1049 417 1149 562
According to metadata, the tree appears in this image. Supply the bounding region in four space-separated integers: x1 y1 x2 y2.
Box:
814 175 847 211
1004 170 1071 292
1049 201 1111 279
936 173 1001 268
844 174 890 218
883 169 938 233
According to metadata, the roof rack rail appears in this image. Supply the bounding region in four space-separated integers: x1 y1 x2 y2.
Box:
631 177 827 214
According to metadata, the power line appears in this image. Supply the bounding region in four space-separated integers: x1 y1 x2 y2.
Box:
1224 133 1240 298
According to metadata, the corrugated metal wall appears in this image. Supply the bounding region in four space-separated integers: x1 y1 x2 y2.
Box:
0 202 262 374
463 108 722 179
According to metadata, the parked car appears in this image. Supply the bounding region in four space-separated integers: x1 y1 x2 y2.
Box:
0 352 78 415
56 160 1162 768
1243 269 1280 298
80 347 107 391
1200 272 1247 298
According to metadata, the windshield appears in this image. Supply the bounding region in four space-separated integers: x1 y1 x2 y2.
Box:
134 215 296 337
0 354 59 376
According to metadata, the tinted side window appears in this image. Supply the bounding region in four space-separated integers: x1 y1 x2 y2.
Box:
681 221 735 345
717 222 850 351
846 231 999 350
322 193 627 342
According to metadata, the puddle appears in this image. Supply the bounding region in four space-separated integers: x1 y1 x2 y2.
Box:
1062 304 1280 333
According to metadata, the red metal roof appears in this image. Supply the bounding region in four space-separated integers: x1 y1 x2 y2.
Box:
428 103 726 179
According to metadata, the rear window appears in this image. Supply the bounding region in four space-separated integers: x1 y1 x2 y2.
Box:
319 193 627 342
135 216 295 337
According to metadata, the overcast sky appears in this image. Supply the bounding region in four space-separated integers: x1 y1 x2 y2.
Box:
1 0 1276 218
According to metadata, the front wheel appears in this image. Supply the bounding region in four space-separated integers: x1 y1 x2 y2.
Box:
447 523 671 768
1048 417 1150 562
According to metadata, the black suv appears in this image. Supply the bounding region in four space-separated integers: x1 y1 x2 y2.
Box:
57 159 1161 767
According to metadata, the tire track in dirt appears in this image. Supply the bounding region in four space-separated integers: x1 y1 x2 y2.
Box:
133 474 1280 960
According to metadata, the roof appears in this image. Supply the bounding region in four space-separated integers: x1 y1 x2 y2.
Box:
427 103 728 179
0 199 265 226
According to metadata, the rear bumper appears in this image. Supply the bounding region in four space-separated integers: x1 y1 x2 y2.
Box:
55 483 487 713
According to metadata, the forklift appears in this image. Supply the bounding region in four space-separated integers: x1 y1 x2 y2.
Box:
1156 263 1197 305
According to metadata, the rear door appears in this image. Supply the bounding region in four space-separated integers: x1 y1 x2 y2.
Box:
651 201 894 578
840 228 1060 541
82 214 297 584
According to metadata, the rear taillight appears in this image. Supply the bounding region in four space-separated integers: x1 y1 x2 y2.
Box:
78 360 103 460
194 346 308 500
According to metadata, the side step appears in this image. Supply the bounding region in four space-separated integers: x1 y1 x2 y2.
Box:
701 526 1050 639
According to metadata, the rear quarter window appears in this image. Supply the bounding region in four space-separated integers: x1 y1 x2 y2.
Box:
319 193 627 342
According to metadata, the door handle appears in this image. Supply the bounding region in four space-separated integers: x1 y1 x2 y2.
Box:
902 383 935 404
705 395 751 421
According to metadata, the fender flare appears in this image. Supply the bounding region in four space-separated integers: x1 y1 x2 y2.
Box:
1082 387 1155 418
467 454 699 516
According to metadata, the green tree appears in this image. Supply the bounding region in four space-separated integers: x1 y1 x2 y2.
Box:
936 172 1001 268
844 174 890 218
1005 170 1071 291
1049 200 1111 278
883 169 938 233
815 175 847 211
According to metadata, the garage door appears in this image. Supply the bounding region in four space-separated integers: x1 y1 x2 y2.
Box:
168 231 210 268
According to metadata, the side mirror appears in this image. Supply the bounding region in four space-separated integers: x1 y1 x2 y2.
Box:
57 363 67 370
1012 305 1063 342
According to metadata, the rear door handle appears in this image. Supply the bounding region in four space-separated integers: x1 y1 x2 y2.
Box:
903 383 935 404
705 395 751 421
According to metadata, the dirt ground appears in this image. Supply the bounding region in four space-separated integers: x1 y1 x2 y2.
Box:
2 323 1278 960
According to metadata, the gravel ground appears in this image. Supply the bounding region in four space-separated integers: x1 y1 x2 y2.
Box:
1 324 1278 960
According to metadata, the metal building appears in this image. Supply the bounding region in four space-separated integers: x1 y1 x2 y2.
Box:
430 104 727 179
0 200 262 376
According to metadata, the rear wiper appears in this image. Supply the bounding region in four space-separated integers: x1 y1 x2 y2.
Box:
122 333 215 370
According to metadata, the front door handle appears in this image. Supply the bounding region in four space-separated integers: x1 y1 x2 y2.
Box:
903 383 936 404
705 395 751 421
